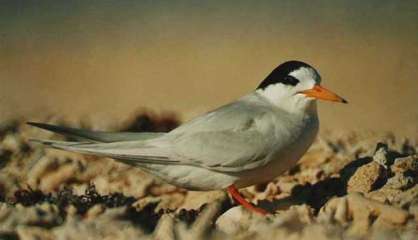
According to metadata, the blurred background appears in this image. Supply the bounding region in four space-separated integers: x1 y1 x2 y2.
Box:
1 0 417 135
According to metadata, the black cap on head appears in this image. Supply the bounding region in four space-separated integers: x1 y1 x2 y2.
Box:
257 60 314 89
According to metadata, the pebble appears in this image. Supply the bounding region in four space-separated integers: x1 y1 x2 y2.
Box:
347 161 386 193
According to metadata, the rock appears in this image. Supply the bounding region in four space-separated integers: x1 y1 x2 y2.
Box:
347 161 386 193
319 196 349 225
27 152 84 191
273 204 314 230
216 204 315 238
368 184 418 207
132 192 185 213
86 204 105 219
182 201 223 239
391 155 418 173
179 191 226 210
385 173 414 190
52 207 145 239
39 163 78 192
300 224 343 240
349 193 410 225
370 227 400 240
16 226 55 240
272 207 304 232
216 206 249 235
154 214 175 240
373 143 390 168
321 193 410 237
410 204 418 221
1 134 24 152
215 206 258 235
276 180 299 194
250 182 279 202
132 196 162 211
0 202 60 231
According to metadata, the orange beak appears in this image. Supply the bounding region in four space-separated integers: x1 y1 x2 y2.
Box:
300 85 348 103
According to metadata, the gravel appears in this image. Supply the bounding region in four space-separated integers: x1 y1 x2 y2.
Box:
0 114 417 240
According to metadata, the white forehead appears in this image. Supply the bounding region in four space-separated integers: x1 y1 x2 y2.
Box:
289 67 321 84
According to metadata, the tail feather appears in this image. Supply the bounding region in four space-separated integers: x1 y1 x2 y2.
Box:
29 138 180 166
28 122 180 166
27 122 164 143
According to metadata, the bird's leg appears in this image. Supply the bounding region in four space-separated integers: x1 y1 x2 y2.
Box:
227 185 269 215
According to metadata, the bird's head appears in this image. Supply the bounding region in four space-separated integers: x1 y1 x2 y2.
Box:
256 60 347 113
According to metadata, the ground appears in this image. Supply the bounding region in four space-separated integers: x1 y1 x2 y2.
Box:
0 113 417 240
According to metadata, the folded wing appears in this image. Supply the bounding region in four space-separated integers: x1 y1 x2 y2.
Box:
30 138 179 165
171 130 272 172
30 128 271 173
28 99 275 173
27 122 164 142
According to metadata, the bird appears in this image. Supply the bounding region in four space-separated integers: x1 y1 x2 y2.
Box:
28 60 347 215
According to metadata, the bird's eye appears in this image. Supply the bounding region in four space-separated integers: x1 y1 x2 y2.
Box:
282 75 299 86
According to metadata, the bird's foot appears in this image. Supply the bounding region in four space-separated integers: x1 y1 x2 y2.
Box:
227 185 270 215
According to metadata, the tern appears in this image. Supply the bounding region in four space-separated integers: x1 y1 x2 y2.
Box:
29 60 347 215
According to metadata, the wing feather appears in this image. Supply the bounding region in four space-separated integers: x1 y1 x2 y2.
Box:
27 122 164 142
29 94 279 172
30 139 180 165
170 130 273 172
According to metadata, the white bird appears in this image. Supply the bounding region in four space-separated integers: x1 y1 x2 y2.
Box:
29 60 347 215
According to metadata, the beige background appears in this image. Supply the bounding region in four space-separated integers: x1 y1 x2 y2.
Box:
1 1 417 134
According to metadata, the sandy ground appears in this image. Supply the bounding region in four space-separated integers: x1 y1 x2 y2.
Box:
0 113 417 239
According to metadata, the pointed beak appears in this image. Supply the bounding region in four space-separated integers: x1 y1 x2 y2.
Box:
300 85 348 103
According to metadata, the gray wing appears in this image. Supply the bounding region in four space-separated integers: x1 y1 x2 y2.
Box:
30 95 279 172
27 122 164 143
30 138 179 165
31 128 273 173
169 95 270 134
170 129 274 172
162 95 278 171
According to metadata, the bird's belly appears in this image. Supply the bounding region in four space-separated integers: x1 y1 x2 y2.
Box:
234 119 318 188
233 152 303 188
139 164 239 191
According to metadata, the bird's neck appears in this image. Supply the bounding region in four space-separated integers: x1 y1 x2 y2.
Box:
280 100 318 122
255 88 318 118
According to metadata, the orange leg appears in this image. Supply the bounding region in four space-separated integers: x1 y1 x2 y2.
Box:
227 185 269 215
